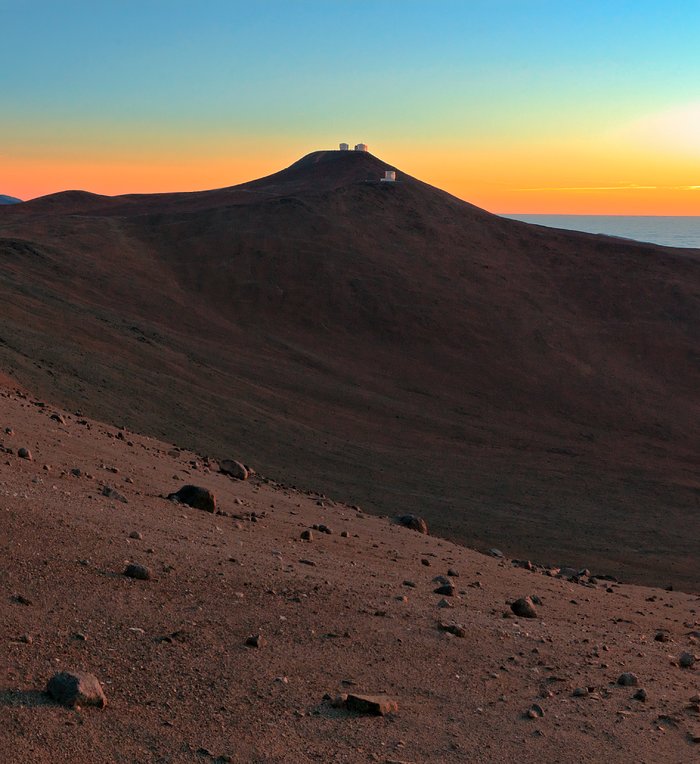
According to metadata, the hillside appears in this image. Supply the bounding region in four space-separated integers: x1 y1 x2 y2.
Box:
1 383 699 762
0 150 698 589
0 195 22 205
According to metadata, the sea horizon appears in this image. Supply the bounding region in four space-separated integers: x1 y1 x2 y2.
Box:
502 214 700 249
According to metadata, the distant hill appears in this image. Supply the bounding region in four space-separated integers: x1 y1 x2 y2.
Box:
0 194 21 205
0 149 698 589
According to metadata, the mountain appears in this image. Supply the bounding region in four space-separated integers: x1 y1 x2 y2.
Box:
0 194 22 205
0 149 698 588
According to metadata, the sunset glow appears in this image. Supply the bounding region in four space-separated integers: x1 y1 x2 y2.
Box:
3 1 700 214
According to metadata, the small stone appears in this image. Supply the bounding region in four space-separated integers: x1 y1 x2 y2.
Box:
317 524 332 534
300 529 313 541
511 597 537 618
219 459 249 480
50 413 66 424
572 687 588 697
124 563 151 581
633 688 648 702
129 531 143 540
345 693 398 715
17 447 32 460
437 598 454 609
679 652 696 669
421 559 431 567
488 548 504 558
46 671 107 708
340 530 349 538
526 703 544 719
167 485 216 513
447 568 459 577
654 631 670 642
16 633 33 644
11 594 32 606
245 634 264 648
434 584 456 596
617 672 639 687
396 514 429 534
403 580 416 588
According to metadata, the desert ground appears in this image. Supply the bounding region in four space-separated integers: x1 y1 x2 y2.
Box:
2 381 699 763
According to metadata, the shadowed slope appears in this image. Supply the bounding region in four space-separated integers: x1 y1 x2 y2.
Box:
0 150 698 589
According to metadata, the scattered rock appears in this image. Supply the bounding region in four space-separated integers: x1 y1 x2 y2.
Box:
102 485 128 503
447 567 459 577
340 530 349 538
17 447 32 460
654 630 670 642
245 634 264 648
526 703 544 719
129 531 143 540
219 459 249 480
124 563 151 581
300 529 313 541
345 693 399 715
510 597 537 618
488 548 504 558
617 672 639 687
434 584 456 597
396 514 429 534
679 652 696 669
437 598 454 609
50 413 66 424
46 671 107 708
438 622 466 638
572 687 588 697
633 688 648 702
11 594 32 606
167 485 216 513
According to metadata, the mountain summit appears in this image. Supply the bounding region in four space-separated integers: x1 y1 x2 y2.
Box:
0 150 698 588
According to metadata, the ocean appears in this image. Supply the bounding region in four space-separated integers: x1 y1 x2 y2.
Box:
502 215 700 249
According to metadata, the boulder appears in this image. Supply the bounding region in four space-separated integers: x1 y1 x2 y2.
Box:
168 485 216 513
395 514 429 534
511 597 538 618
46 671 107 708
345 693 398 715
219 459 249 480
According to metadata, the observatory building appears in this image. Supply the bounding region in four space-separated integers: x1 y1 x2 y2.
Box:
381 170 396 182
355 143 368 152
339 142 349 150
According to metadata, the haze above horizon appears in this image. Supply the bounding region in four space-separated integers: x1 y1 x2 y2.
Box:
3 0 699 214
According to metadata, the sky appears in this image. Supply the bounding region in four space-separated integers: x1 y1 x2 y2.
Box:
2 0 700 213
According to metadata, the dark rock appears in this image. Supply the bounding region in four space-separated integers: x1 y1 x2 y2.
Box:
511 597 537 618
300 529 313 541
679 652 696 669
102 485 128 503
46 671 107 708
488 548 504 558
245 634 264 648
438 622 466 638
11 594 32 606
167 485 216 513
572 687 588 697
434 584 456 596
50 413 66 424
124 563 151 580
654 630 670 642
617 672 639 687
633 688 648 702
219 459 249 480
396 514 429 534
447 567 459 577
526 703 544 719
345 693 398 715
340 530 349 538
17 447 32 460
129 531 143 540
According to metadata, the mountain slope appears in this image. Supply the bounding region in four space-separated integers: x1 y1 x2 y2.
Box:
0 150 698 589
0 194 21 205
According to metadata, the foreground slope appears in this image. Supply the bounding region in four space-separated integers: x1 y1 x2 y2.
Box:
1 384 699 763
0 150 698 588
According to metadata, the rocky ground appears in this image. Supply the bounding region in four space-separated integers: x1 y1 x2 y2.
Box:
1 381 699 763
